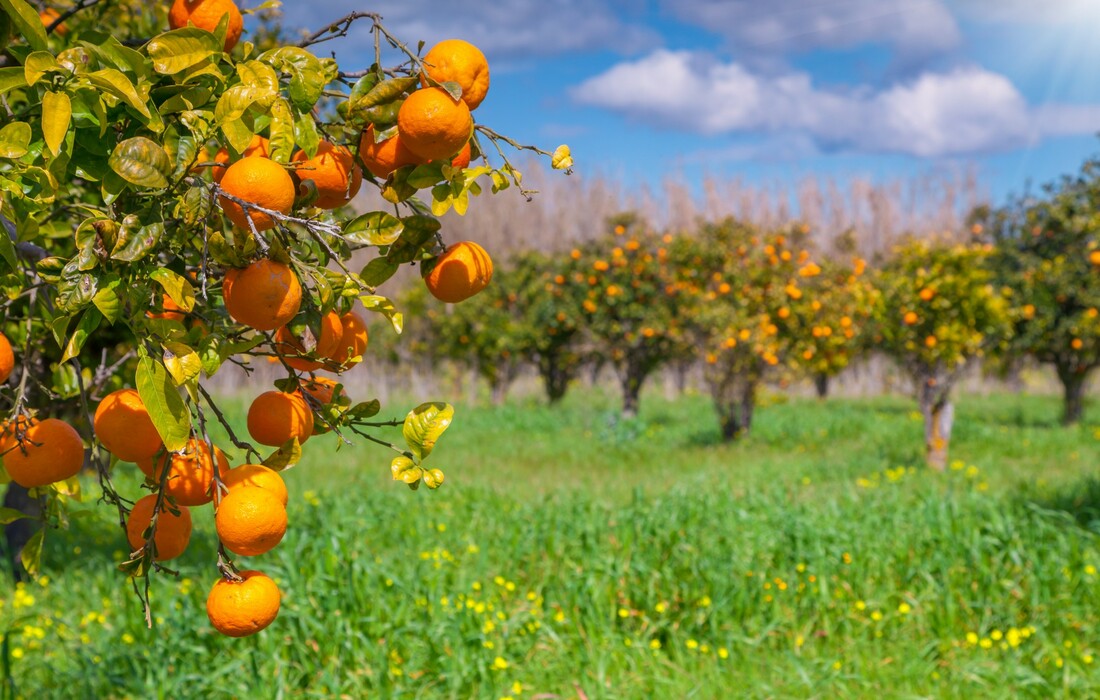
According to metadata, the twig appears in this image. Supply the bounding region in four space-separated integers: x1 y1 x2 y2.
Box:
297 11 379 49
43 0 103 35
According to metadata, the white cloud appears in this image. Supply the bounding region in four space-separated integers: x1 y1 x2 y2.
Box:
276 0 659 59
660 0 961 58
950 0 1100 25
572 50 1093 158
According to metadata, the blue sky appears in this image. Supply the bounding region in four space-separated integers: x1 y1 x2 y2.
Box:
276 0 1100 205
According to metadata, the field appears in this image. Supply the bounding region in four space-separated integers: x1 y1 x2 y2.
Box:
3 389 1100 699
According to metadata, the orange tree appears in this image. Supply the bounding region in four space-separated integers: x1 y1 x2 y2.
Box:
0 0 569 635
512 249 588 403
790 255 877 398
974 155 1100 425
873 240 1011 469
674 218 822 440
405 263 527 404
573 215 686 418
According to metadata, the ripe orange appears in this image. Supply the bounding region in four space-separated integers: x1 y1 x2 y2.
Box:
449 141 472 169
215 486 287 556
903 311 919 325
0 332 13 384
139 438 228 507
168 0 244 52
207 569 281 637
358 125 425 179
425 241 494 303
213 135 270 183
39 8 68 35
301 376 345 406
326 312 369 368
218 157 295 232
273 311 343 372
126 494 192 561
223 259 302 331
1 418 84 488
291 141 363 210
93 389 163 463
146 295 187 322
221 464 288 506
247 391 313 447
397 88 473 162
1090 250 1100 266
421 39 490 110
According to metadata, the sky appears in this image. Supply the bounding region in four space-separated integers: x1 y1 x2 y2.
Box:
274 0 1100 206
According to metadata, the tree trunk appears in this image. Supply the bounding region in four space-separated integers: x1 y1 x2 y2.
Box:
539 350 572 404
621 373 642 419
3 484 42 581
814 373 829 399
919 387 953 471
711 377 757 442
1057 364 1088 426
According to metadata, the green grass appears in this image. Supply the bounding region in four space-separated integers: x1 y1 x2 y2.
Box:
3 389 1100 698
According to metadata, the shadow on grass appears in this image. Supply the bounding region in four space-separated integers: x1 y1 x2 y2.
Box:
1019 476 1100 535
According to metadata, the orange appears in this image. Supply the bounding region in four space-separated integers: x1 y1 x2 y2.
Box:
1090 250 1100 266
291 141 363 210
168 0 244 52
903 311 918 325
147 295 187 322
126 494 192 561
139 438 228 507
221 464 288 506
420 39 490 110
301 377 344 405
326 312 368 368
0 332 13 384
212 135 270 183
215 486 287 556
1 418 84 488
274 311 343 372
358 125 425 179
397 88 473 162
449 141 472 169
218 156 295 232
223 259 302 331
206 569 281 637
39 8 67 35
93 389 163 463
246 391 313 447
425 241 494 303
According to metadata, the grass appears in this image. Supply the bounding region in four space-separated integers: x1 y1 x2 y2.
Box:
3 388 1100 698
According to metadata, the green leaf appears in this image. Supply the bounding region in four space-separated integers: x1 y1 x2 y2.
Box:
352 76 417 111
197 334 223 377
61 308 102 363
293 112 319 158
136 354 192 452
19 528 43 578
41 90 71 156
0 506 29 524
0 121 31 159
267 97 295 163
91 287 121 324
84 69 150 118
263 437 302 472
402 402 453 461
109 137 171 189
150 268 196 312
111 217 164 262
360 294 403 334
347 399 380 419
360 257 399 288
386 215 441 265
344 211 403 246
0 0 46 51
146 27 221 75
0 66 26 96
162 341 202 386
258 47 325 111
407 162 446 189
